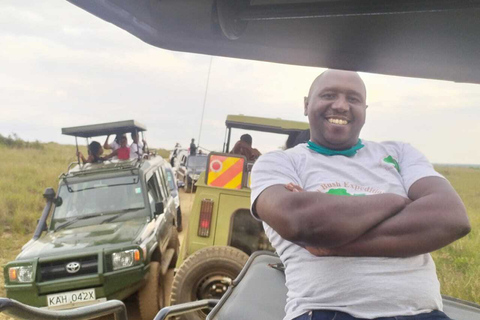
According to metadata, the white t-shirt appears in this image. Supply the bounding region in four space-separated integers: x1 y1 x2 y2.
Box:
109 141 120 151
250 141 444 320
130 141 144 159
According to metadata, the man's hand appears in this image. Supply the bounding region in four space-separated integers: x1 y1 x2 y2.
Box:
285 182 304 192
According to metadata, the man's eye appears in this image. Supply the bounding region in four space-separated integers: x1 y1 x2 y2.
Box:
348 97 360 103
321 93 336 99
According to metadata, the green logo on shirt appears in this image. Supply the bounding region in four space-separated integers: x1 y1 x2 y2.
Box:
326 188 365 196
383 155 400 173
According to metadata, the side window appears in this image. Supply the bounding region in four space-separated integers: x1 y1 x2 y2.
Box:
156 169 170 199
147 173 163 204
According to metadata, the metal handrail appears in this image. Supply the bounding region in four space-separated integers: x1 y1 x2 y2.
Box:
0 298 128 320
154 299 219 320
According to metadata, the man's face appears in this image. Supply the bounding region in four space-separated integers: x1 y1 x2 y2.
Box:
304 70 367 150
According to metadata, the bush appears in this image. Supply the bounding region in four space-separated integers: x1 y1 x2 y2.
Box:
0 133 44 150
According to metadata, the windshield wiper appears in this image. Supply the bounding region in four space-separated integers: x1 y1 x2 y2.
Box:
54 214 106 232
100 207 144 224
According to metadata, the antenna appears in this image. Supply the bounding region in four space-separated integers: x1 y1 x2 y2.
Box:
197 56 213 149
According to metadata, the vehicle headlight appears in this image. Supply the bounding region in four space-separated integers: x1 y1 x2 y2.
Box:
9 265 34 283
112 249 141 270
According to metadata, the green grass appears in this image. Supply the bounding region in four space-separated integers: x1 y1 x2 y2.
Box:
0 142 478 306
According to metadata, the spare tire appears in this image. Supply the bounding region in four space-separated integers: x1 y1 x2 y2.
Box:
171 246 249 320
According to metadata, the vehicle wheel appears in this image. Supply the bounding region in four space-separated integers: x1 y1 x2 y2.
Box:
138 261 162 320
176 206 183 232
171 246 249 320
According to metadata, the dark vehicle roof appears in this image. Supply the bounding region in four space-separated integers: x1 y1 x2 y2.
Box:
226 114 309 134
67 0 480 84
62 120 146 138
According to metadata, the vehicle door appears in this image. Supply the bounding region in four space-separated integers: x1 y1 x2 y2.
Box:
155 167 175 227
146 170 170 252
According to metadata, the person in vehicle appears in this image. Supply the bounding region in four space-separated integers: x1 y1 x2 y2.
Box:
251 70 470 320
130 131 146 159
103 134 124 151
105 135 130 160
190 138 197 155
77 141 105 164
231 134 261 161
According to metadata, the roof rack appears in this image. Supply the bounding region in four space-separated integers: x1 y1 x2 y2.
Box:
59 158 143 180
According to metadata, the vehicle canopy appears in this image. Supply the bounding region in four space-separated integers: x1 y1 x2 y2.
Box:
223 114 309 152
61 120 146 138
67 0 480 84
62 120 147 165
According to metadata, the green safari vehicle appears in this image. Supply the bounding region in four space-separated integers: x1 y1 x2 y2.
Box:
3 120 180 320
170 114 309 320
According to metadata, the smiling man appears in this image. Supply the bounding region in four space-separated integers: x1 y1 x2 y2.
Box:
251 70 471 320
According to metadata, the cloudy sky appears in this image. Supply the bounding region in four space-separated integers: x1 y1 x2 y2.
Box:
1 1 480 165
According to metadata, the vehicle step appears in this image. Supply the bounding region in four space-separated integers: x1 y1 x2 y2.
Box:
160 248 175 275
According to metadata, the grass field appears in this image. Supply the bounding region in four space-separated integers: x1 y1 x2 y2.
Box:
0 139 479 312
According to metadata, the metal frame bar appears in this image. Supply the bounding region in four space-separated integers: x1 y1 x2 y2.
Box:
153 299 218 320
0 298 127 320
238 0 480 21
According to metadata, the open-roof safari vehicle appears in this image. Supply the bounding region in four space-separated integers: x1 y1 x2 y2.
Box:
2 120 181 320
170 114 309 319
2 1 480 320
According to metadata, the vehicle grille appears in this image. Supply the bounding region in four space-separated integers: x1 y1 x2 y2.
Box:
39 255 98 282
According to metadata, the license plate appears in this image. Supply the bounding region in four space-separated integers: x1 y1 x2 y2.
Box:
47 288 96 307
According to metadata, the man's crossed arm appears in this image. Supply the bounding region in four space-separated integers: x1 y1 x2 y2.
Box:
254 177 470 257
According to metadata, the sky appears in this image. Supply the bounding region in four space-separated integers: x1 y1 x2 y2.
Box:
1 2 480 164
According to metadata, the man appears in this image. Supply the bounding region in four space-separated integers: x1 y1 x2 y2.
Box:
251 70 470 320
231 133 261 161
190 138 197 156
130 131 146 159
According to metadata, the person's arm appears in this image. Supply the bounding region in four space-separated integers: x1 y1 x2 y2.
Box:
104 149 118 160
307 176 470 257
104 135 112 150
76 151 89 164
255 185 409 248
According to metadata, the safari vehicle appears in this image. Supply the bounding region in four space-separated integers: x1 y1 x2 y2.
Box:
165 163 184 232
2 120 180 320
170 114 309 319
176 154 209 192
2 0 480 320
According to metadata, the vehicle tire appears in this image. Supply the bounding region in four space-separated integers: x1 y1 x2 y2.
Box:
138 261 161 320
171 246 249 320
176 206 183 232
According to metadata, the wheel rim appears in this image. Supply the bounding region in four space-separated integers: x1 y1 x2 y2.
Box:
195 273 235 300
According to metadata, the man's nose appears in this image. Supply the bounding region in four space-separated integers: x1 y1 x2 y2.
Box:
331 96 349 112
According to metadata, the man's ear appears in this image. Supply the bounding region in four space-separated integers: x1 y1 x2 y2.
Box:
303 96 309 116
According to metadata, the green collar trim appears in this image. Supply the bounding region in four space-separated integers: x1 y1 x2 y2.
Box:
307 139 364 157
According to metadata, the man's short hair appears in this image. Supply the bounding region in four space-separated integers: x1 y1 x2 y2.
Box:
240 134 252 146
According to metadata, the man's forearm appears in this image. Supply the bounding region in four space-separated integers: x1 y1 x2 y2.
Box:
256 185 408 248
309 178 470 257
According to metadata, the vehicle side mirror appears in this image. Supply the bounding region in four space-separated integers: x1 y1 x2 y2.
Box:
155 202 164 215
54 197 63 207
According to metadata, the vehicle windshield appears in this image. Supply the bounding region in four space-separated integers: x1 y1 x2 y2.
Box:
53 175 145 220
187 156 208 170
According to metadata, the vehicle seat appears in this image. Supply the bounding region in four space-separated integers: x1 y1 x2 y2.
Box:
207 251 287 320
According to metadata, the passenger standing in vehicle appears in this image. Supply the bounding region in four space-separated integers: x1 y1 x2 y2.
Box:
77 141 105 164
104 134 123 151
130 131 146 159
189 138 197 156
251 70 470 320
105 135 130 160
231 134 261 161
